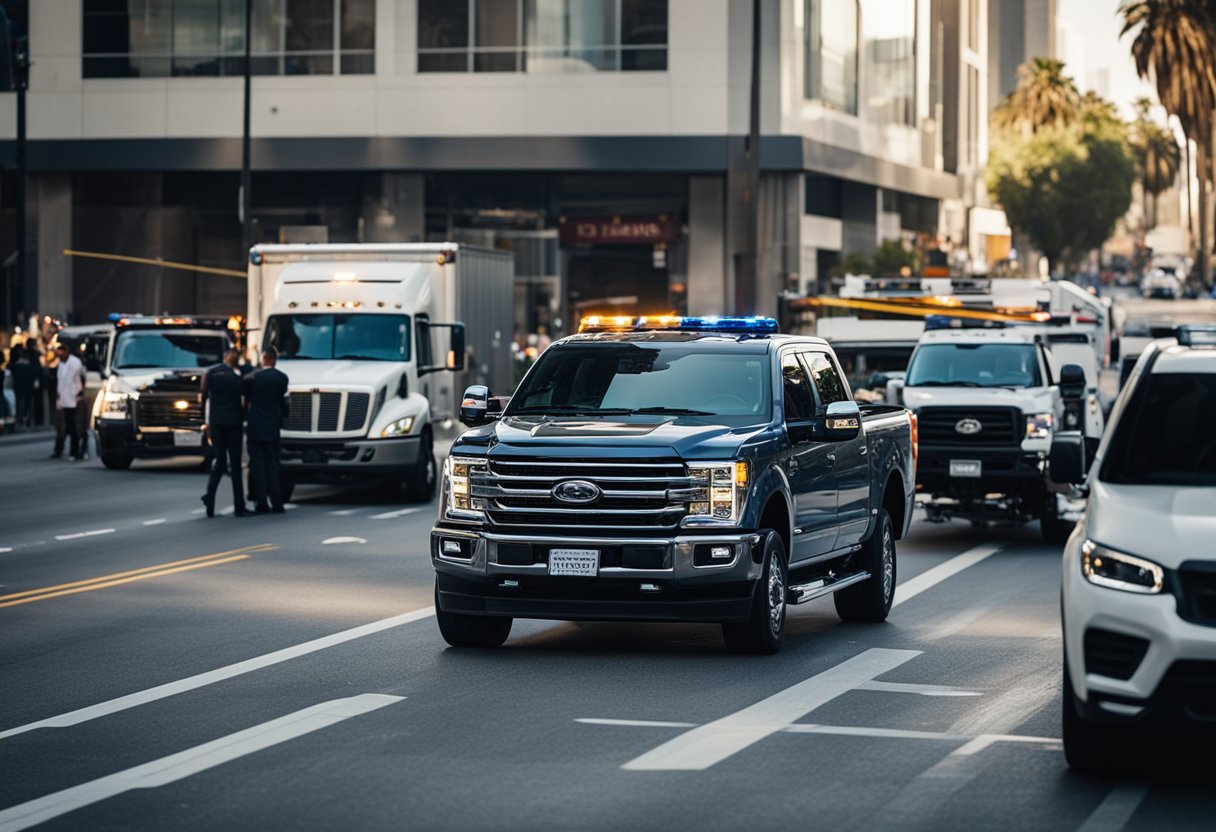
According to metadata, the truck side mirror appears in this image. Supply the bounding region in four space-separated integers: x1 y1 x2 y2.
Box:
886 378 905 406
460 384 493 427
1059 363 1086 399
1050 431 1088 484
448 323 466 372
823 400 862 441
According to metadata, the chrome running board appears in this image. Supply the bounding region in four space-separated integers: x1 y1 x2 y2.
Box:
786 571 871 605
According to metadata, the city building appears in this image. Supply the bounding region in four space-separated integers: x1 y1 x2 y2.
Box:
988 0 1056 109
2 0 991 337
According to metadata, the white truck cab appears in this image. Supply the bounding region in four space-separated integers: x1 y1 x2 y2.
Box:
1052 325 1216 772
248 243 512 501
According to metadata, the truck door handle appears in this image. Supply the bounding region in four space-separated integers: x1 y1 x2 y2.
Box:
859 446 868 455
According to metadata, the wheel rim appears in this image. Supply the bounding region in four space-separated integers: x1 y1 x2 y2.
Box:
767 549 785 636
881 521 895 602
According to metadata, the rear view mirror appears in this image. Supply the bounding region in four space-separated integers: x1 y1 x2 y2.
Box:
460 384 492 427
420 322 466 375
1050 431 1088 485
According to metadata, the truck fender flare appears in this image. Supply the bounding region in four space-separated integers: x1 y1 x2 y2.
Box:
749 463 795 554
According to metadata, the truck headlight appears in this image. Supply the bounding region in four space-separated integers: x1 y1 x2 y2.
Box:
380 416 415 437
446 455 488 519
686 461 748 523
99 391 135 420
1025 413 1053 440
1081 540 1164 594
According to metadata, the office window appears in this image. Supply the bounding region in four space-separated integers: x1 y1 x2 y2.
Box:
81 0 375 78
417 0 667 73
805 0 858 114
804 174 843 218
861 0 916 127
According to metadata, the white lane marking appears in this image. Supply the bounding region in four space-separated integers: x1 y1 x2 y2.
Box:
328 509 359 516
322 536 367 545
577 718 698 728
370 507 424 520
1076 780 1151 832
892 543 1002 608
0 548 12 554
621 648 920 771
218 506 234 516
190 508 206 515
855 681 982 697
141 519 166 527
53 529 116 542
0 694 402 832
0 607 435 740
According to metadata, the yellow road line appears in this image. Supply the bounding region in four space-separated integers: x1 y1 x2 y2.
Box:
0 556 252 608
62 249 246 278
0 544 277 604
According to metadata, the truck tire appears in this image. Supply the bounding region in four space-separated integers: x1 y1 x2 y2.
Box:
1062 658 1127 773
434 582 513 648
404 430 437 503
1041 494 1075 545
100 452 133 470
722 530 786 655
834 509 896 622
279 474 296 504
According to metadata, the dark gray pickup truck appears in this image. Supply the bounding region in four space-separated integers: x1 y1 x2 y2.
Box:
430 316 917 654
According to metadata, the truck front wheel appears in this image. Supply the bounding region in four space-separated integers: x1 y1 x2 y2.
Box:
435 582 513 648
722 530 786 655
1041 494 1075 545
404 431 437 503
834 509 896 622
100 452 133 470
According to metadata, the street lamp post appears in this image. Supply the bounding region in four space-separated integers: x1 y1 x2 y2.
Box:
241 0 253 257
14 34 29 320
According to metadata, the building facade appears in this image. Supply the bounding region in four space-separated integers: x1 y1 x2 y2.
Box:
2 0 990 336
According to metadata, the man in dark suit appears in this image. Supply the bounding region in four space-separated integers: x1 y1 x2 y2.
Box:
201 349 248 518
246 347 290 513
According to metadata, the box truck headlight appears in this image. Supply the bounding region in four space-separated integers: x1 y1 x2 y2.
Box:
685 462 747 523
380 416 415 437
447 455 488 519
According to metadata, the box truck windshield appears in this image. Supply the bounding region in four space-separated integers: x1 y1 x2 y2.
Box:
265 314 411 362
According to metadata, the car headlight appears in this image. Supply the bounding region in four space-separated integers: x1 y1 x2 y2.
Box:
99 391 135 419
685 461 748 524
446 455 488 519
1025 412 1053 440
1081 540 1164 595
380 416 415 437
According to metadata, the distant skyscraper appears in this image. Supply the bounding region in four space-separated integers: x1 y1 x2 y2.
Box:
988 0 1058 110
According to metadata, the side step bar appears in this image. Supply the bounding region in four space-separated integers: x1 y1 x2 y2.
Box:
786 571 870 605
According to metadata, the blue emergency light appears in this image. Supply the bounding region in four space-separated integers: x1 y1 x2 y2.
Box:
579 315 778 334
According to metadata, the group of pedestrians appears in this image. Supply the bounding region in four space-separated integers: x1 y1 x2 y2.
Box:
201 347 289 517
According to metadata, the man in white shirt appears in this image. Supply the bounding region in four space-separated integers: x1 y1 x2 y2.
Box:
53 343 86 460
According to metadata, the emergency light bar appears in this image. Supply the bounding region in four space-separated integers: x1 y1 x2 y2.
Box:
110 314 231 329
1177 325 1216 347
579 315 779 334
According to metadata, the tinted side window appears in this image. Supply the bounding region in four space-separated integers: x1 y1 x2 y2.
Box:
803 352 848 405
782 353 815 420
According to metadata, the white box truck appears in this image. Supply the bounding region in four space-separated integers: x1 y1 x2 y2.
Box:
247 243 514 502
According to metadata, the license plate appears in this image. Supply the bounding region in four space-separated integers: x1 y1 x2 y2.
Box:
548 549 599 577
950 459 982 478
174 430 203 447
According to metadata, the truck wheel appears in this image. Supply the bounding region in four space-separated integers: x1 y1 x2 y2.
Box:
1041 495 1075 545
834 509 896 622
404 431 437 503
100 452 133 470
722 530 786 655
434 582 512 648
1062 658 1127 773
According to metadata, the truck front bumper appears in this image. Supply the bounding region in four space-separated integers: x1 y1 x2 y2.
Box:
96 419 210 458
431 528 764 623
281 436 422 481
916 445 1046 493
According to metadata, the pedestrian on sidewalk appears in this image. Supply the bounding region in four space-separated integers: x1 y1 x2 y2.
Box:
201 348 249 518
245 347 289 514
51 343 85 460
10 346 38 428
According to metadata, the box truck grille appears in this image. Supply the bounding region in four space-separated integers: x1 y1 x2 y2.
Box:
917 406 1020 446
477 458 690 531
285 390 371 435
135 395 204 428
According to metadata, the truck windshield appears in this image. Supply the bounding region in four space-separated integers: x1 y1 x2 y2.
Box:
265 314 411 362
112 330 226 370
506 343 772 425
1100 373 1216 486
905 343 1042 388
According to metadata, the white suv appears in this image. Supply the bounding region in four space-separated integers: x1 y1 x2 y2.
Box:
1053 326 1216 771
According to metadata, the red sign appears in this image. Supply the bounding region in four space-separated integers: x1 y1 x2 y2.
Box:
559 214 676 245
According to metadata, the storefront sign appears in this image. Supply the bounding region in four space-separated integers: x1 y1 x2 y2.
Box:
559 214 676 245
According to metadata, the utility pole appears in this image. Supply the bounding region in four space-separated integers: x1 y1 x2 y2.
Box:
241 0 253 257
736 0 762 315
14 33 30 318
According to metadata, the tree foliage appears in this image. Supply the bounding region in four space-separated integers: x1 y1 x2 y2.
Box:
1129 98 1183 228
991 58 1081 136
872 239 919 275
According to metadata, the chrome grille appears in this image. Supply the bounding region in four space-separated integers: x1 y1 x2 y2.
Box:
286 392 313 432
317 392 341 431
135 395 204 428
917 406 1020 446
477 458 692 531
283 390 372 435
344 393 370 431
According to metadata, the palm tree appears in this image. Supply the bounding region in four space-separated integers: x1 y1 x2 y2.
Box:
1130 99 1184 229
1123 0 1216 287
992 58 1081 136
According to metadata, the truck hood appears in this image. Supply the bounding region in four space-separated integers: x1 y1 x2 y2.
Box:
470 416 762 459
902 385 1054 413
1086 481 1216 566
111 368 206 395
277 360 402 391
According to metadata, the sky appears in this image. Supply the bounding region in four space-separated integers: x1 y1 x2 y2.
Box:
1056 0 1158 119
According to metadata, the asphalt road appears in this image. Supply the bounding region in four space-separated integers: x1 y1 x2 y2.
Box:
1 438 1213 832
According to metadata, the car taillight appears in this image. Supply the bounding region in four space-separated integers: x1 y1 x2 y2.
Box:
909 411 918 469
